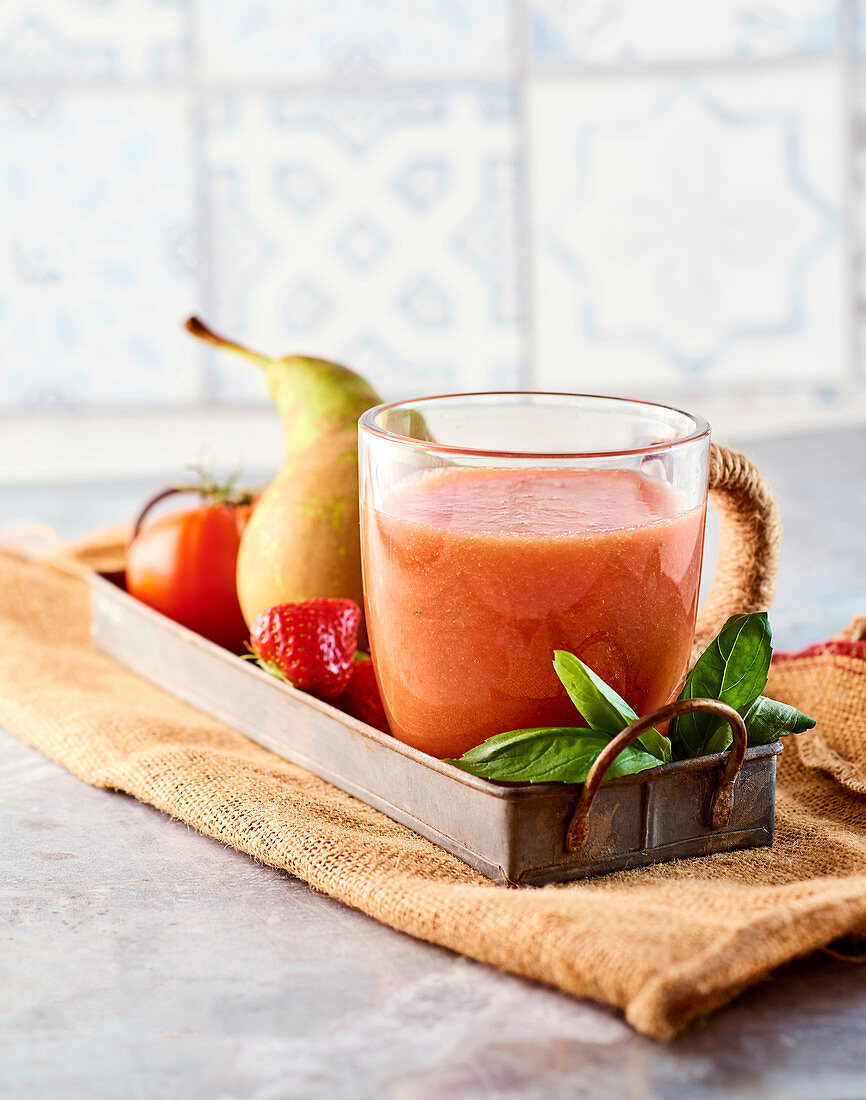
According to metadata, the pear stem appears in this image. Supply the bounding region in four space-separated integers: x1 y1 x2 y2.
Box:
185 317 270 367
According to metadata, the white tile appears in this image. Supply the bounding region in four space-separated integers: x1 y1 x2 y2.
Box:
529 0 839 66
195 0 513 81
0 0 188 81
853 63 866 383
202 86 525 403
529 64 847 394
0 93 200 410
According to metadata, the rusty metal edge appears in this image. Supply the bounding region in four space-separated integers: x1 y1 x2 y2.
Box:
513 826 776 886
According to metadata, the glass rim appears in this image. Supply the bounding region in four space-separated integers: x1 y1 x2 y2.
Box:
358 391 711 460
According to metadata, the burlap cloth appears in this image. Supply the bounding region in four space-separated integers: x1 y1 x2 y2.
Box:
2 529 866 1042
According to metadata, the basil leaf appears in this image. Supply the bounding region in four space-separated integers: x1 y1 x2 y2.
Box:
671 612 773 758
552 650 670 762
445 727 661 784
742 695 816 746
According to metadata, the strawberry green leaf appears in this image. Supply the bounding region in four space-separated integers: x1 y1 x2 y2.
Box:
247 656 291 683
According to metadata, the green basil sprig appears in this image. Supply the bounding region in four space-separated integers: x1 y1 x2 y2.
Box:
667 612 816 758
739 696 816 746
668 613 773 758
445 727 659 785
445 613 815 785
553 651 671 763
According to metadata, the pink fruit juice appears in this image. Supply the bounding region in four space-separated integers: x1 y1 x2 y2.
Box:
362 466 706 759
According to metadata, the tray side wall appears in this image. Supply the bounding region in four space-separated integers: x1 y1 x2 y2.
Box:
89 574 780 887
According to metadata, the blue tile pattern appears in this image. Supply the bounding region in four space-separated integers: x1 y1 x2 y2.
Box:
0 93 199 410
0 0 188 81
0 1 859 414
453 152 523 328
530 66 846 390
203 88 523 401
390 157 453 214
195 0 512 79
529 1 839 66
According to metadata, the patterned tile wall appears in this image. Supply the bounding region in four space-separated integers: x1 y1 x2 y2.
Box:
203 87 523 402
0 0 861 413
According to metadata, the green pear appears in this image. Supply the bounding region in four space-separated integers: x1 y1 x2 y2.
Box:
186 318 382 633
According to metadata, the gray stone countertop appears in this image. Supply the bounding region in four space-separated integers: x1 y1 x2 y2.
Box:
2 429 866 1099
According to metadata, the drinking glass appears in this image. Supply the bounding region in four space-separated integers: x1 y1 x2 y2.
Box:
358 393 775 759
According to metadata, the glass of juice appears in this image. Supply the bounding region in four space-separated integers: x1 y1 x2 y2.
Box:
359 393 710 759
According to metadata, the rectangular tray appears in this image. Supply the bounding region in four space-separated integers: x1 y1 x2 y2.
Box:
89 572 781 886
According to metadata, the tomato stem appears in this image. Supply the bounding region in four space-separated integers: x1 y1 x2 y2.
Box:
131 487 189 541
131 475 258 541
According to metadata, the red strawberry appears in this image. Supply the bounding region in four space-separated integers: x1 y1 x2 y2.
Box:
250 599 361 701
338 655 390 733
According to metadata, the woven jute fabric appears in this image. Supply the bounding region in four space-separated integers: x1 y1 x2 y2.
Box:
2 534 865 1042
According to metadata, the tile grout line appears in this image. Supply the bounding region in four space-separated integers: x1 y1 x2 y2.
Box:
0 50 844 96
184 0 219 406
0 74 521 95
7 381 866 420
841 0 864 387
513 0 536 390
508 49 841 81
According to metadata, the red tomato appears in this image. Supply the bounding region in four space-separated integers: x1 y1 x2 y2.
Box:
126 499 253 652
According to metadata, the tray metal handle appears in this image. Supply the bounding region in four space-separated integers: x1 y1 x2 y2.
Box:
565 698 748 853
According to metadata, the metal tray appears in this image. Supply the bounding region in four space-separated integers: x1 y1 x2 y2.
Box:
89 571 781 887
